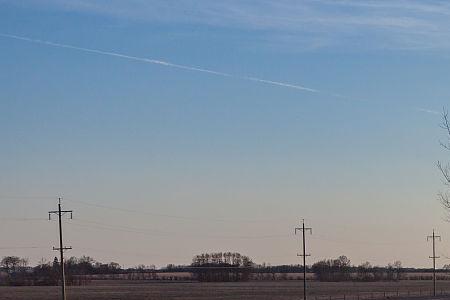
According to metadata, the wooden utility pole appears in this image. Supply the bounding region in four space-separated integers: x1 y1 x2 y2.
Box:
49 198 73 300
427 229 441 297
295 220 312 300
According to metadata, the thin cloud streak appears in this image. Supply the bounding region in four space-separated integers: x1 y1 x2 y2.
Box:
8 0 450 50
414 107 441 115
0 33 317 93
0 33 438 114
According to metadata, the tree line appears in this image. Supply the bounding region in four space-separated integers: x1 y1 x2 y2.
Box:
310 255 404 282
190 252 253 282
0 255 126 286
0 253 443 285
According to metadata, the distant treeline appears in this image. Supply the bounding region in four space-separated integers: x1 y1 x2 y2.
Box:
190 252 253 282
185 254 405 282
0 255 147 286
311 256 403 282
1 253 449 286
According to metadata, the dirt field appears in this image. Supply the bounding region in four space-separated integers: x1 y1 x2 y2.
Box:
1 280 450 300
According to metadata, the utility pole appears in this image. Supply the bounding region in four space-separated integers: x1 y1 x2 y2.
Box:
295 220 312 300
49 197 73 300
427 229 441 296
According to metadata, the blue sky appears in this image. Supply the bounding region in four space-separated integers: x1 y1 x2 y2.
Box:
1 1 450 267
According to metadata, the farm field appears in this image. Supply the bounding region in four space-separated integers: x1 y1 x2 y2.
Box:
1 280 450 300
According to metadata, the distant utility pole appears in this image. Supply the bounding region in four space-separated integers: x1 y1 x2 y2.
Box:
49 197 73 300
295 220 312 300
427 229 441 297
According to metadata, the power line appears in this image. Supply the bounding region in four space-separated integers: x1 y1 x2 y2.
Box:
66 198 282 224
66 218 290 240
295 219 312 300
74 246 188 260
0 246 46 250
310 234 415 247
49 198 73 300
0 195 56 200
69 217 416 245
71 218 172 234
0 195 290 224
0 217 47 222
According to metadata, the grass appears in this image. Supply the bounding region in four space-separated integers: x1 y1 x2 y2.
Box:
0 280 449 300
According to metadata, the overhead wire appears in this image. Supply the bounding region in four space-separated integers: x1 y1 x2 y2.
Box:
0 195 291 223
0 196 424 246
66 217 290 240
310 234 416 247
65 197 287 224
0 246 46 250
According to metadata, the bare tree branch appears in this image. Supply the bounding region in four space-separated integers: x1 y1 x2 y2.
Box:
438 108 450 219
438 161 450 185
439 108 450 151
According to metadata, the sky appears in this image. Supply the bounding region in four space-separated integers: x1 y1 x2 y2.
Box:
1 0 450 268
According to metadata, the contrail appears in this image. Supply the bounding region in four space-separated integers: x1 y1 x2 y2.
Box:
414 107 441 115
0 33 442 114
0 33 318 93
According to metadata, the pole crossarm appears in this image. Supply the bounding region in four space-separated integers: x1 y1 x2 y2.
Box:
49 210 73 220
295 227 312 234
53 247 73 251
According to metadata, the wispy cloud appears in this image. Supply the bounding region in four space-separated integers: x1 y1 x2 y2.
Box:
6 0 450 50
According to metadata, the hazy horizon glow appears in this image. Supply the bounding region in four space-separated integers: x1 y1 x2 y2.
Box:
1 0 450 269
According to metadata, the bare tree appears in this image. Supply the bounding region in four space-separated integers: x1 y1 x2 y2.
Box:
1 256 22 274
438 109 450 218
